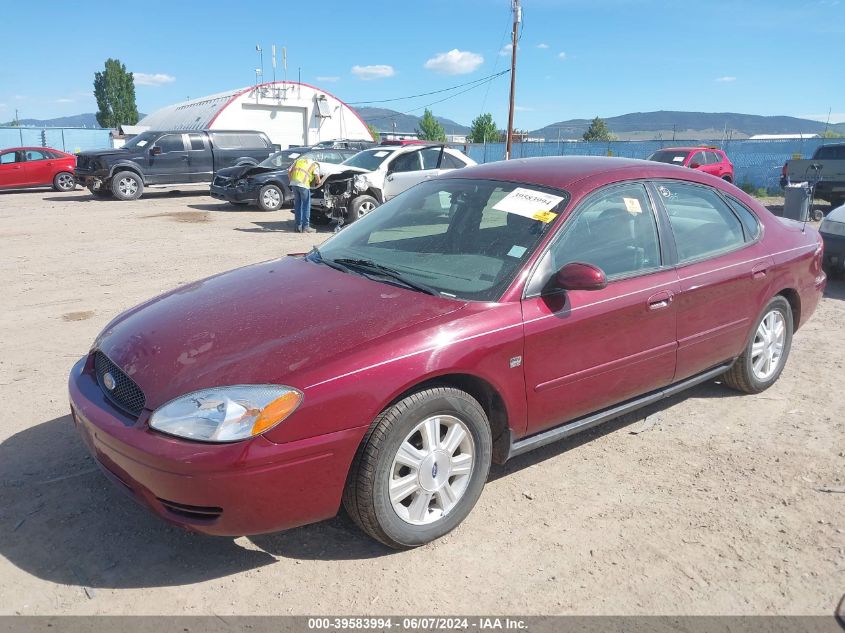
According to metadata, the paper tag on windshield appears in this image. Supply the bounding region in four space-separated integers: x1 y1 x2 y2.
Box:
672 156 684 162
492 187 563 223
374 151 389 157
623 197 643 215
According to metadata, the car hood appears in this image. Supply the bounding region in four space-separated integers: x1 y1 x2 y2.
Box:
320 164 370 178
76 149 129 159
94 257 464 409
215 164 283 180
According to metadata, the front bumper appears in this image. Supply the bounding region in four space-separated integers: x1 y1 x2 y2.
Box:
68 356 366 536
209 183 257 204
821 232 845 271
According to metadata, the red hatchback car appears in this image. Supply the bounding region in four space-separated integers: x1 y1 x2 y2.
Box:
68 157 825 548
648 146 735 182
0 146 76 191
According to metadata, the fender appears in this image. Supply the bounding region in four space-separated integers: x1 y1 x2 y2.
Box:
108 160 146 182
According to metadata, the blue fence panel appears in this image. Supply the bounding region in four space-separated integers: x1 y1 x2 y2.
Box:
466 139 828 192
0 127 111 153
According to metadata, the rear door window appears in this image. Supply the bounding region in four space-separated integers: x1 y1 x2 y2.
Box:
656 181 746 263
187 134 206 151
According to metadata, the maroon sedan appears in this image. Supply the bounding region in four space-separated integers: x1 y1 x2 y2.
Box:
68 157 825 548
0 146 76 191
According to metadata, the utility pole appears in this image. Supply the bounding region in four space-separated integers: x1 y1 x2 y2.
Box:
505 0 520 160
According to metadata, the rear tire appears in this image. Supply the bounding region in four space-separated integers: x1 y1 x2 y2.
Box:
723 296 793 394
348 195 379 222
111 171 143 201
257 185 283 211
343 387 492 549
52 172 75 192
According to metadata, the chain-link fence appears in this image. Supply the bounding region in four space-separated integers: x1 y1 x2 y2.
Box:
465 138 829 193
0 127 111 153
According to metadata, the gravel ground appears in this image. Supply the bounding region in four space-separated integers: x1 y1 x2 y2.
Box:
0 187 842 616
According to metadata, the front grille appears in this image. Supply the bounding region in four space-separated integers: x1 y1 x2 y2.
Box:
93 351 146 417
76 155 89 171
156 498 223 522
213 175 229 187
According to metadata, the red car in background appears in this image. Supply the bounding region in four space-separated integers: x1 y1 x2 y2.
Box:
0 146 76 191
648 146 735 182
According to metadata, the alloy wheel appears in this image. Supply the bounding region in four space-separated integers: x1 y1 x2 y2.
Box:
751 310 786 381
118 177 138 197
389 414 474 525
57 174 74 190
263 188 281 208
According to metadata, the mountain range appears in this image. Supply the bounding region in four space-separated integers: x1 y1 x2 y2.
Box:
4 109 843 140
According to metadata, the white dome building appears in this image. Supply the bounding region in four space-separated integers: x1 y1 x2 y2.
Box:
138 82 372 149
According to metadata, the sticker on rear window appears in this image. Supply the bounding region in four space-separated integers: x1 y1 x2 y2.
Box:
623 197 643 215
492 187 563 223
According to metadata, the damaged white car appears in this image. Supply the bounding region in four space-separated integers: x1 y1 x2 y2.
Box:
312 144 476 224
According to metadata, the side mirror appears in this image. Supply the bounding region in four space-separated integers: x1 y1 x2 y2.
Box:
150 146 162 156
688 161 700 169
555 262 607 291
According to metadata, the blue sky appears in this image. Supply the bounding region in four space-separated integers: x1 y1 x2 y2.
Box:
2 0 844 130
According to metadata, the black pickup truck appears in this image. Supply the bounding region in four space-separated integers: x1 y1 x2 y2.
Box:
780 143 845 206
75 130 275 200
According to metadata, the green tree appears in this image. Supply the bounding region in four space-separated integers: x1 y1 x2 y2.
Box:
93 58 139 128
582 116 615 142
468 113 498 143
822 130 845 139
416 108 446 142
366 123 381 142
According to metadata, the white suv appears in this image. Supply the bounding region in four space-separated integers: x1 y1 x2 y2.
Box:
313 144 476 223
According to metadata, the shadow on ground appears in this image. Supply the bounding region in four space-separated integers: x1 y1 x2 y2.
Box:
824 276 845 301
0 378 746 587
0 415 394 589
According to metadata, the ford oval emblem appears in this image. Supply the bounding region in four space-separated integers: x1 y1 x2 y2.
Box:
431 462 438 479
103 372 116 391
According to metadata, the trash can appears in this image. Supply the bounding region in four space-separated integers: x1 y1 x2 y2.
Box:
783 182 812 221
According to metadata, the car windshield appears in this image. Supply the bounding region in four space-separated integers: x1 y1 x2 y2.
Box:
340 148 396 171
648 150 690 165
259 149 306 168
312 178 568 301
122 132 159 150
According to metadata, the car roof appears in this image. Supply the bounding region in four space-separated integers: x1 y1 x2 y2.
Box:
2 146 67 152
657 146 723 153
447 156 725 193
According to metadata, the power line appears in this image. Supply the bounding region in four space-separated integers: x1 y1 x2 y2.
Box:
363 73 510 124
346 70 510 105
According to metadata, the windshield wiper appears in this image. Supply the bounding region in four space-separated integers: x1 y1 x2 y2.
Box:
307 248 352 273
332 258 440 296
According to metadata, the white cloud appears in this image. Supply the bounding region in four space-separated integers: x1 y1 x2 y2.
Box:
316 76 340 83
351 64 395 80
715 76 737 82
56 98 74 103
424 49 484 75
558 52 567 60
498 44 519 56
134 72 176 86
537 43 549 49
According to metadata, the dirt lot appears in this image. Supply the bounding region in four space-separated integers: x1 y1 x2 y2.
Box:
0 187 842 616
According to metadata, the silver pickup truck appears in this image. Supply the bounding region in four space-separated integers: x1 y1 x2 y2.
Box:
781 143 845 206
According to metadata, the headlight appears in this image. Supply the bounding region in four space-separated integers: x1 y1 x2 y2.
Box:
820 219 845 236
353 174 369 193
149 385 302 443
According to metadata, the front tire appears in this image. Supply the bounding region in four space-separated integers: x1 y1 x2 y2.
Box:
53 172 75 192
348 195 379 222
111 171 144 201
723 296 793 393
343 387 492 549
257 184 283 211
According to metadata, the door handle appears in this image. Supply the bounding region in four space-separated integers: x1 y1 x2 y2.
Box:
751 263 768 279
647 290 673 310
